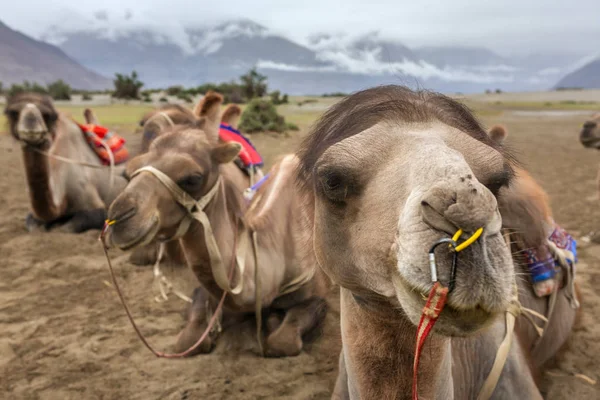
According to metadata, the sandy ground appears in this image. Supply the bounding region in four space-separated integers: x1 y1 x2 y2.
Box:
1 106 600 399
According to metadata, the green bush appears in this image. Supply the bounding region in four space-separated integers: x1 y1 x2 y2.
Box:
159 97 168 103
82 93 93 101
47 79 71 100
321 92 348 97
281 94 289 104
7 81 48 98
240 68 267 100
239 99 290 133
286 122 299 131
166 85 184 96
177 92 193 103
112 71 144 99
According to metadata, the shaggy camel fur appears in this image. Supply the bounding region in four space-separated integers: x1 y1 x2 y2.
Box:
296 86 578 399
105 94 330 357
4 93 127 233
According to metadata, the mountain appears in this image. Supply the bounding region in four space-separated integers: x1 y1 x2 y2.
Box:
11 17 592 94
0 20 110 90
555 58 600 89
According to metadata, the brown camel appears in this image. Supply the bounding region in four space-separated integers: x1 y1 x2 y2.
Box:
4 92 128 233
129 94 259 266
579 112 600 203
295 86 578 399
104 94 329 357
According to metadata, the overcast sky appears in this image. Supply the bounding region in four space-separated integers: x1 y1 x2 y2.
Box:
4 0 598 55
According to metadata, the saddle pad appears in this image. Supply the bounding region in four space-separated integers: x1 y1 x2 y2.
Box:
524 223 577 284
78 123 129 165
219 123 264 168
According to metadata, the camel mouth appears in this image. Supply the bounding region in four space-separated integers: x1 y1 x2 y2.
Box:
17 130 51 147
393 235 513 336
393 273 500 336
110 216 160 251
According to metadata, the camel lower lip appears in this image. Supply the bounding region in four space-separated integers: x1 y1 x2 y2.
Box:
113 218 160 251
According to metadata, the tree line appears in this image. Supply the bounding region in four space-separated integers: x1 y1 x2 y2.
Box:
0 68 289 106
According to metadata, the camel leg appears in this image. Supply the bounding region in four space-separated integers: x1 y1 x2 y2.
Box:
174 286 219 355
332 351 350 400
129 242 158 266
265 296 328 357
61 208 106 233
25 213 47 232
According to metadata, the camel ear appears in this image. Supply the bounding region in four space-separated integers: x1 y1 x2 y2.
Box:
212 142 242 164
194 91 224 142
84 108 99 125
221 104 242 129
488 125 507 143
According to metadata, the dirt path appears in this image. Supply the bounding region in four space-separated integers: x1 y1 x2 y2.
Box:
1 111 599 399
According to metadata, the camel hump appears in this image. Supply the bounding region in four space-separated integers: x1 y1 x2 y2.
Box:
83 108 99 125
221 104 242 128
489 125 507 143
193 91 224 118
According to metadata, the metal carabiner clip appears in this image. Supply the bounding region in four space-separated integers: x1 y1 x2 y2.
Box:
428 238 459 293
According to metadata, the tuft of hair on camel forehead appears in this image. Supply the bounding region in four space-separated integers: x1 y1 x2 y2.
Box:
4 92 57 116
296 85 509 185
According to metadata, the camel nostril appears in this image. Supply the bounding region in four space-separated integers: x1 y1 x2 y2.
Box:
110 207 137 224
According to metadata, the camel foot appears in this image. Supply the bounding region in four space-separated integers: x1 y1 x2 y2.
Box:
265 297 328 358
174 287 218 356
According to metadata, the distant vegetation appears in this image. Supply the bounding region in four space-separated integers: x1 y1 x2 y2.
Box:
240 98 298 134
322 92 348 97
112 71 144 100
3 79 72 100
0 68 293 108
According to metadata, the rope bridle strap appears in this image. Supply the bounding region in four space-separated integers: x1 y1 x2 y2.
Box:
131 166 245 295
100 165 268 357
19 138 118 194
412 228 483 400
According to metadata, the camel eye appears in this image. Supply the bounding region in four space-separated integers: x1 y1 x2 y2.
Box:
484 171 510 197
319 170 349 203
177 174 204 192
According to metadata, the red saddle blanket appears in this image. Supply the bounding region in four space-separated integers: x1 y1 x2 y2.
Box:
78 123 129 165
219 123 264 168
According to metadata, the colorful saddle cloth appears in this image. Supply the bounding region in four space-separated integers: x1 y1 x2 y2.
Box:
523 222 577 297
78 123 129 165
219 123 264 171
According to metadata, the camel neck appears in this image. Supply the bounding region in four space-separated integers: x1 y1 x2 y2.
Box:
179 171 249 305
21 144 66 221
340 288 453 399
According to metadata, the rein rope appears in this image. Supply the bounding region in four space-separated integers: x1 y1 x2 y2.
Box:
412 228 483 400
99 218 237 358
20 139 117 194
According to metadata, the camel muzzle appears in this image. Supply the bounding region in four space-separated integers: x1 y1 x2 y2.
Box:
17 103 49 145
420 175 500 236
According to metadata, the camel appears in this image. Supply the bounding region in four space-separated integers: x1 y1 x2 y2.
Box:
295 86 579 399
579 112 600 204
129 94 260 266
104 93 330 357
4 92 128 233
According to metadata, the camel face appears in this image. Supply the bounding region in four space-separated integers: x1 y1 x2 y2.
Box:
298 86 515 337
106 128 241 250
4 93 58 147
580 113 600 149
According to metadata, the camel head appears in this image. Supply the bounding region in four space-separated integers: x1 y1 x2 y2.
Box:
138 104 198 154
297 86 517 336
138 91 228 154
4 92 59 147
580 113 600 149
105 95 242 250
